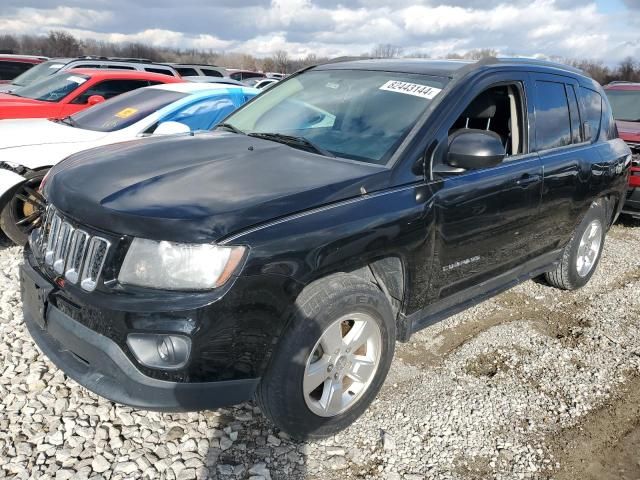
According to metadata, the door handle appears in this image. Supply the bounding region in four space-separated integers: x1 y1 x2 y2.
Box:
515 174 541 187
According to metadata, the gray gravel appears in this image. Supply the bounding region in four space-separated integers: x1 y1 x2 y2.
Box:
1 219 640 480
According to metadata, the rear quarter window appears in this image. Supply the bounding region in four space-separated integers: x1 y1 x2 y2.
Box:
579 87 602 142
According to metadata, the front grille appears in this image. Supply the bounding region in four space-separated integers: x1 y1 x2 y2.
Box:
35 206 111 292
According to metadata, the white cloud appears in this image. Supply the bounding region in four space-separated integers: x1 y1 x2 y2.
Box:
0 0 638 63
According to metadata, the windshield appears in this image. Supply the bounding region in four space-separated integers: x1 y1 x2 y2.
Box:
605 89 640 122
68 88 188 132
10 60 66 87
222 69 448 164
11 73 89 102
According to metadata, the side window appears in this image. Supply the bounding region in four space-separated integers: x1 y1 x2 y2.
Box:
447 83 525 158
601 97 617 140
566 85 582 144
580 87 602 142
72 80 150 104
0 61 34 80
201 68 223 78
175 67 198 76
534 81 571 151
73 63 101 69
106 65 135 70
144 67 175 77
229 72 242 81
158 96 239 131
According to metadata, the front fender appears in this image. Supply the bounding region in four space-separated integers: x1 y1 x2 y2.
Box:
0 168 26 209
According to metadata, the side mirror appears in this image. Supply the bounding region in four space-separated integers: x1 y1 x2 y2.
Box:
87 95 105 106
153 121 191 136
447 130 505 170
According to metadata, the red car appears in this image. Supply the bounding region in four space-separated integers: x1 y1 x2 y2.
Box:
604 82 640 217
0 55 47 84
0 69 183 120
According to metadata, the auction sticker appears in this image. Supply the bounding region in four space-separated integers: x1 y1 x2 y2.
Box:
67 75 87 84
379 81 441 99
115 107 138 119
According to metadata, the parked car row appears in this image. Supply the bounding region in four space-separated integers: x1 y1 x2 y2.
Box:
0 55 281 93
9 57 632 440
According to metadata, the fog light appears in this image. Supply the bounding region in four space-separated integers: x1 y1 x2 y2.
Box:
126 333 191 370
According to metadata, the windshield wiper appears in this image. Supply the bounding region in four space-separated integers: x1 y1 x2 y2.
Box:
248 132 335 158
216 123 244 135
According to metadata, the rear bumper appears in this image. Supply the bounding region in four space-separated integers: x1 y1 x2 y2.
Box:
20 259 259 411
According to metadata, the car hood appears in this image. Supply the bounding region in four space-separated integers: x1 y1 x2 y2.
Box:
0 93 46 104
0 119 106 151
45 132 389 242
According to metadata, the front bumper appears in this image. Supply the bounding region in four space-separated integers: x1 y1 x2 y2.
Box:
20 258 259 411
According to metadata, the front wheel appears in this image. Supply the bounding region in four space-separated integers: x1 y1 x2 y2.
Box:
0 169 48 246
255 273 396 440
545 201 607 290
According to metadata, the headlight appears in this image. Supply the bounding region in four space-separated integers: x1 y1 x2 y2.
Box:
118 238 246 290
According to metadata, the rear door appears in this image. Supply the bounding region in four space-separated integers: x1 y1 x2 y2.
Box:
531 73 601 251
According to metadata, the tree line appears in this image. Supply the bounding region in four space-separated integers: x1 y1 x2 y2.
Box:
1 32 638 84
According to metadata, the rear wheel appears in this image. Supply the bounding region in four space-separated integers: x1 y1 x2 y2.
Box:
0 169 48 246
255 273 395 440
545 201 607 290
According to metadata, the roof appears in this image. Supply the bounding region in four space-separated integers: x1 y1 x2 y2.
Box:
316 57 588 79
0 54 47 62
65 69 183 82
604 82 640 90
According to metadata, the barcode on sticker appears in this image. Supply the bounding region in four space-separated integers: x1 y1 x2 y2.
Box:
379 81 442 100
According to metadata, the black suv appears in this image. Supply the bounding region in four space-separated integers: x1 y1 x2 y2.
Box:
20 58 631 439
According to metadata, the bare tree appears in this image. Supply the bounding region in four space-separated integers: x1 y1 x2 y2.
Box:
371 44 403 58
463 48 498 60
44 30 82 57
0 34 19 54
273 50 290 73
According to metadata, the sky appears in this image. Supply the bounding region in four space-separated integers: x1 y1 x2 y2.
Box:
0 0 639 63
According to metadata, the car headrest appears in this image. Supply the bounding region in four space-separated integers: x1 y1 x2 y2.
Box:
462 94 497 119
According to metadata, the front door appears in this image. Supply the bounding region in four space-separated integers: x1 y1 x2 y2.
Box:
427 73 543 303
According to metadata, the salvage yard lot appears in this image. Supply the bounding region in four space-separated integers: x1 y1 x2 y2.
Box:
1 219 640 480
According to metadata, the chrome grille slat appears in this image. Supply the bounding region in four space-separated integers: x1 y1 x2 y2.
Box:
65 230 90 284
80 237 110 292
34 206 110 292
53 222 74 274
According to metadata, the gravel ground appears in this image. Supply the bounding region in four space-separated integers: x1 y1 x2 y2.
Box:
1 219 640 480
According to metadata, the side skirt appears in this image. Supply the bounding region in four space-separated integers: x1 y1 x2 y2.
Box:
399 248 563 341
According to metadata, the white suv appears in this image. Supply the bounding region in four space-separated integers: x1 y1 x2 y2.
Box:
0 57 179 93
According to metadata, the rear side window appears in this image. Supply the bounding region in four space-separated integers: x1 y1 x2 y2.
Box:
72 79 151 104
580 87 602 142
535 81 572 151
0 61 34 81
145 67 176 77
176 67 198 76
201 68 223 78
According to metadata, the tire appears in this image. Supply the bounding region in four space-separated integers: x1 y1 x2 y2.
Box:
255 272 396 440
0 169 48 246
545 201 607 290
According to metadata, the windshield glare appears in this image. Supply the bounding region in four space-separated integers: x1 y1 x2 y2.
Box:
68 88 188 132
12 73 89 102
10 60 65 87
223 69 448 164
605 89 640 122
